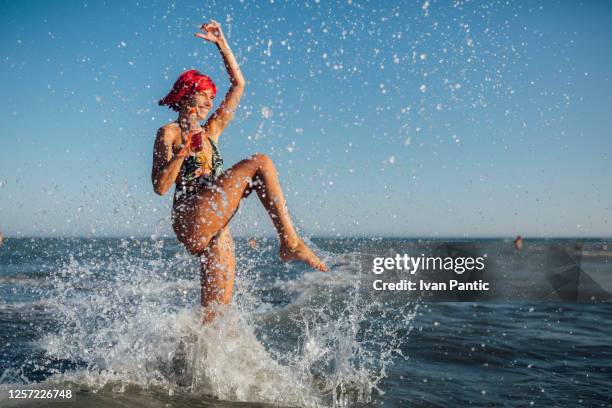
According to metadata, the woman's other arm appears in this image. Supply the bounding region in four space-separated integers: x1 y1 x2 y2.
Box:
151 127 190 195
197 21 245 142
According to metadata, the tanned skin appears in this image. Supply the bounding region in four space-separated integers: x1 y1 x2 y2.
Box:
151 21 327 323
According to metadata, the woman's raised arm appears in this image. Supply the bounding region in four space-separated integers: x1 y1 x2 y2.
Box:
196 21 245 142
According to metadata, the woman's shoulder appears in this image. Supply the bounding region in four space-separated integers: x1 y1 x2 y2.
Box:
156 122 181 142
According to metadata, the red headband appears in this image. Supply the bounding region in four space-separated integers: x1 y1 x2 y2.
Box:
158 69 217 112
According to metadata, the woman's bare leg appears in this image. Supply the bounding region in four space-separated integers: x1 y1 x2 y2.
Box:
177 153 326 271
200 227 236 323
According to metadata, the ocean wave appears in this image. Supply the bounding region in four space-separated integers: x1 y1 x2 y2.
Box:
2 241 409 407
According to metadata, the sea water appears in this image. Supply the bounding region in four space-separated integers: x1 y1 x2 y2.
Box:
0 237 611 407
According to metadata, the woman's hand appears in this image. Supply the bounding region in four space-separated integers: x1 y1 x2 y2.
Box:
196 19 244 142
176 132 193 158
196 20 225 45
177 108 202 156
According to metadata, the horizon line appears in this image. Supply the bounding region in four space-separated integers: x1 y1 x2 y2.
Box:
2 235 611 240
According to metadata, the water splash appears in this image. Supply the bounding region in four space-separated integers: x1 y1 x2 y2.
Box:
22 238 416 407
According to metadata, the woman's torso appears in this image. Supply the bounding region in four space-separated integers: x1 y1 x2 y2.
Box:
170 123 223 201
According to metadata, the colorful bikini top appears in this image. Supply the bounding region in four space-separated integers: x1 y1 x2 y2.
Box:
179 132 224 182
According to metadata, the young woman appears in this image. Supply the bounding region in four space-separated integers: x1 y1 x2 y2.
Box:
152 21 327 323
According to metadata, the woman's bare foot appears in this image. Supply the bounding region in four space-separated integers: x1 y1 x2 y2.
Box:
280 240 328 272
201 308 216 324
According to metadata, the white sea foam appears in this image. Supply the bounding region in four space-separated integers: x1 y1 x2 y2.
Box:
30 241 412 407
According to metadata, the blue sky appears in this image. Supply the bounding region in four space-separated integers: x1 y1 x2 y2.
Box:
0 0 611 238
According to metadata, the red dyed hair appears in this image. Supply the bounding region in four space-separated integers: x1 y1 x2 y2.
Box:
158 69 217 112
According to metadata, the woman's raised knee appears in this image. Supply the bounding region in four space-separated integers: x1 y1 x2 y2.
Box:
250 152 274 169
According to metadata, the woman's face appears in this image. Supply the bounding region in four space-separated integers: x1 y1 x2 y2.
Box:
184 89 215 120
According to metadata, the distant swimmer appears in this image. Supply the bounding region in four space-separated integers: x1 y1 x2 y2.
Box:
151 21 327 323
0 229 3 246
248 238 258 249
513 235 523 252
